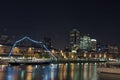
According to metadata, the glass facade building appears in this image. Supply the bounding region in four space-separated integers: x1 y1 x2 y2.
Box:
80 35 92 51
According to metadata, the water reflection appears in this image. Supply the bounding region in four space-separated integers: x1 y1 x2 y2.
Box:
0 63 99 80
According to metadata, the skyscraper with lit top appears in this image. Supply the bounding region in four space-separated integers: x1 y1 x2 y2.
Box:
91 39 97 51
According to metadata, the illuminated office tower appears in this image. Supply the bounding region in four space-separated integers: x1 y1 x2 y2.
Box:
80 35 92 51
91 39 97 51
69 29 80 48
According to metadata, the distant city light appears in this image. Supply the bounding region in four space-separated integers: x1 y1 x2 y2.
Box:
0 44 3 46
91 39 96 41
72 50 76 53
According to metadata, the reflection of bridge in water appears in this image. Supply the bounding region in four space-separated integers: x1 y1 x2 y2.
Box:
8 36 57 61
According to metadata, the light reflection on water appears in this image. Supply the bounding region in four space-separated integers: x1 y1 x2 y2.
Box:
0 63 101 80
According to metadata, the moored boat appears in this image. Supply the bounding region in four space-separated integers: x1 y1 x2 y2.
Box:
97 62 120 80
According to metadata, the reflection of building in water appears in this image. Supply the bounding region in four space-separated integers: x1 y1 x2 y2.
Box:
82 63 98 80
0 65 7 80
73 63 79 80
0 63 100 80
89 64 92 80
59 64 67 80
91 64 97 80
26 66 33 80
51 66 54 80
58 63 98 80
6 66 19 80
71 63 75 80
83 63 87 80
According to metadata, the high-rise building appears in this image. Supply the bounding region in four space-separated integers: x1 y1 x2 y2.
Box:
69 29 80 48
91 39 97 51
80 35 92 51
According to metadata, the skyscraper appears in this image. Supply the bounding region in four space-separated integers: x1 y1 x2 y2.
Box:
69 29 80 48
80 35 91 51
91 39 97 51
80 35 97 51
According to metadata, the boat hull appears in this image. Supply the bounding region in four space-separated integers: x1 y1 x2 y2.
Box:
97 68 120 80
98 72 120 80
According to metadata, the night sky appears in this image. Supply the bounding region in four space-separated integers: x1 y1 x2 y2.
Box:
0 0 119 49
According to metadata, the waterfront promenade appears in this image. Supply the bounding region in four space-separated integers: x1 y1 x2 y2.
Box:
0 58 107 65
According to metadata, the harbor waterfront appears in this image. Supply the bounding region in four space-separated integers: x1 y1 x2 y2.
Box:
1 62 120 80
0 57 106 65
0 0 119 80
0 36 119 80
8 59 106 65
0 57 109 80
0 63 102 80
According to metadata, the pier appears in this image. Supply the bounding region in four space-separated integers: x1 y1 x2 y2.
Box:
8 58 107 65
8 59 51 65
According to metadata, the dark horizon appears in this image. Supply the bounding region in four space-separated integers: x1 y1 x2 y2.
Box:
0 0 120 49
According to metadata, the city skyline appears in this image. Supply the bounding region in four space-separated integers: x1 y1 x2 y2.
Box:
0 0 119 49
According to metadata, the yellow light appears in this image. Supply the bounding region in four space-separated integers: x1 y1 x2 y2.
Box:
99 54 101 58
0 44 3 47
84 53 86 57
89 54 91 58
104 54 106 58
60 50 63 53
51 49 55 54
72 55 74 58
